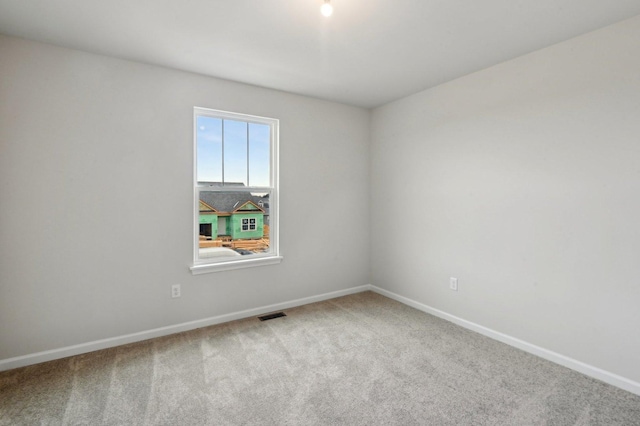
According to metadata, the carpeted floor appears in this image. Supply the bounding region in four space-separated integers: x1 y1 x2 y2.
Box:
1 291 639 425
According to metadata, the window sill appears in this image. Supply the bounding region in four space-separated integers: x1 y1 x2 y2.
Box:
190 255 283 275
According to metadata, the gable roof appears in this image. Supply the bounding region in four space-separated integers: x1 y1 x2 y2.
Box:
199 191 268 215
234 200 263 213
199 200 218 213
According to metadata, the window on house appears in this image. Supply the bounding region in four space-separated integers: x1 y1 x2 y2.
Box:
199 223 212 239
241 218 256 231
191 107 281 274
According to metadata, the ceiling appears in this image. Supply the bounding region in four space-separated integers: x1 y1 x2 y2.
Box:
1 1 639 108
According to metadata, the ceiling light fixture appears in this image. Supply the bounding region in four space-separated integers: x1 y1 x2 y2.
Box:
321 0 333 17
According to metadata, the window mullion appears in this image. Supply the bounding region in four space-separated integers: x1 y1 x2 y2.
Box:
246 122 250 186
222 119 226 185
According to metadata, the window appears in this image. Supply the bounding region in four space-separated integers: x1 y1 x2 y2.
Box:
191 107 281 274
199 223 213 239
241 218 256 231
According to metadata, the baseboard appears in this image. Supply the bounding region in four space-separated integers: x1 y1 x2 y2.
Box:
370 285 640 396
0 284 373 372
8 283 636 397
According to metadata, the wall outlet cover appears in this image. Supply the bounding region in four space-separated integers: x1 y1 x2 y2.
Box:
171 284 181 298
449 277 458 291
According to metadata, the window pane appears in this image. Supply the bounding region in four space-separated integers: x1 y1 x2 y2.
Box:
224 120 248 185
196 116 222 183
248 123 270 187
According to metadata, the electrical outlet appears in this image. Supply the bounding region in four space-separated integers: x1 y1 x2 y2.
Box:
171 284 181 298
449 277 458 291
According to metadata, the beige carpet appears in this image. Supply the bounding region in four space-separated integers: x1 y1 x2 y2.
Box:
1 291 639 425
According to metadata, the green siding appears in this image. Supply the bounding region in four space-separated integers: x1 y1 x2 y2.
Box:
229 213 263 239
200 210 264 240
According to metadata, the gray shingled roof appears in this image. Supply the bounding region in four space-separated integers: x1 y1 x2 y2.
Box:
199 191 268 215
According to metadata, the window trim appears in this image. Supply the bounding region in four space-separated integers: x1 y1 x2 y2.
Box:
190 107 281 274
241 217 257 232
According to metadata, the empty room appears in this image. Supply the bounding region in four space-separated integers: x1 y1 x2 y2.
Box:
1 0 640 424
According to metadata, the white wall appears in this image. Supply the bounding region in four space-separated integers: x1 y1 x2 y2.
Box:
3 14 640 390
0 35 370 361
371 15 640 383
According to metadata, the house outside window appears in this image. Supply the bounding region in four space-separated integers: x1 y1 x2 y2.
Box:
191 107 281 274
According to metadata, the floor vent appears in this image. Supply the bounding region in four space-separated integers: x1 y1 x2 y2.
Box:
258 312 287 321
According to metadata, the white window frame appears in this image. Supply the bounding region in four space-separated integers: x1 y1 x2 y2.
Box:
241 218 257 232
190 107 281 274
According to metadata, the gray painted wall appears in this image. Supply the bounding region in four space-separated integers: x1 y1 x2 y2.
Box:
371 16 640 383
2 15 640 388
0 35 370 360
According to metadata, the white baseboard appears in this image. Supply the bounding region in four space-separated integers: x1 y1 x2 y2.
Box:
0 284 373 372
4 283 638 397
370 285 640 396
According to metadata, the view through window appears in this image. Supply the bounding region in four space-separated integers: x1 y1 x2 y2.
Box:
194 108 278 268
